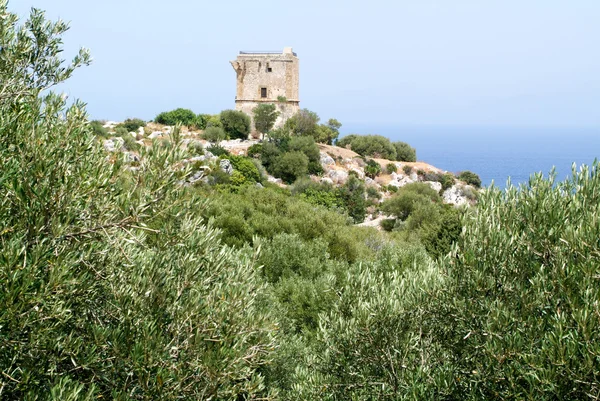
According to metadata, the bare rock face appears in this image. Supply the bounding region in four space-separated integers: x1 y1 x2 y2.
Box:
425 181 443 192
443 184 474 206
328 169 349 184
103 137 124 152
320 152 335 167
219 159 233 175
388 174 415 188
267 175 283 185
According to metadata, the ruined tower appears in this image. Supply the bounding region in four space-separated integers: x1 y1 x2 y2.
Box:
230 47 299 130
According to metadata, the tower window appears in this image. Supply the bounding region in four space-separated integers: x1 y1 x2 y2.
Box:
267 67 272 72
261 87 267 98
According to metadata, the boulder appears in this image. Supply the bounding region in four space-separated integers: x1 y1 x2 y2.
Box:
267 175 283 184
425 181 443 192
320 152 335 167
349 167 365 179
410 172 418 181
103 137 124 152
149 131 163 139
328 169 349 184
443 184 470 206
102 121 119 129
388 175 414 188
320 177 334 185
219 159 233 175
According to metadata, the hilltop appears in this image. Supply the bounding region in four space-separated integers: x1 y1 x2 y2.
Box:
99 119 480 223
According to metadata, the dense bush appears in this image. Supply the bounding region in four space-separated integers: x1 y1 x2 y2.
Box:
393 141 417 162
89 120 108 137
272 151 309 183
381 183 460 258
116 117 145 132
206 144 229 156
202 185 379 262
284 109 320 138
203 126 226 142
154 108 197 126
458 170 482 188
364 159 382 178
224 154 262 184
431 165 600 398
288 135 322 175
385 162 398 174
220 109 251 140
402 164 413 175
252 103 279 137
337 134 397 159
0 9 275 399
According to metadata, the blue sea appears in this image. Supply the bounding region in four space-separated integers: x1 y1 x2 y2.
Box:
342 125 600 189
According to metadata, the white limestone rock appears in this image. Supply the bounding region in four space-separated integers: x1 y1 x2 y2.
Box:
443 184 472 206
103 137 124 152
425 181 443 192
328 169 349 184
320 152 335 167
219 159 233 175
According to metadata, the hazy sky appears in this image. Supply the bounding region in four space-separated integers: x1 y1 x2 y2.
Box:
12 1 600 127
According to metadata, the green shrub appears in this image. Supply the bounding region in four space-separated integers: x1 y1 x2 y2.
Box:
0 7 275 398
155 108 196 126
247 143 263 158
252 103 279 137
439 172 456 190
206 114 223 128
206 144 229 157
272 151 309 183
90 120 108 137
203 126 226 143
393 141 416 162
366 186 381 200
338 175 366 223
385 163 398 174
288 136 322 175
364 159 382 178
431 164 600 398
114 126 128 136
291 178 344 210
284 109 320 138
116 118 145 132
187 141 204 156
121 133 140 151
226 155 262 183
339 134 397 159
220 109 251 140
402 164 412 175
458 170 482 188
192 113 209 130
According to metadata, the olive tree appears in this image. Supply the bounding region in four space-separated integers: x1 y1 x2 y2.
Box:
252 103 279 139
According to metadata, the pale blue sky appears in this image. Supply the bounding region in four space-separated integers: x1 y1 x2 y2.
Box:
12 1 600 127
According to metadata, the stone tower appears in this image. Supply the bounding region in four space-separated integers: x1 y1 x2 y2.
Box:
230 47 299 130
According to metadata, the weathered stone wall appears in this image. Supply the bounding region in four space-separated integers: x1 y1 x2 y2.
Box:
231 48 299 130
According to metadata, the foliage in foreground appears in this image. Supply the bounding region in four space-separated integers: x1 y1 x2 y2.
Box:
0 6 275 399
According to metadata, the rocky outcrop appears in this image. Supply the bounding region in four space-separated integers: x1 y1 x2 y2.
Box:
320 152 335 167
328 169 349 184
103 137 124 152
443 184 475 206
219 159 233 175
